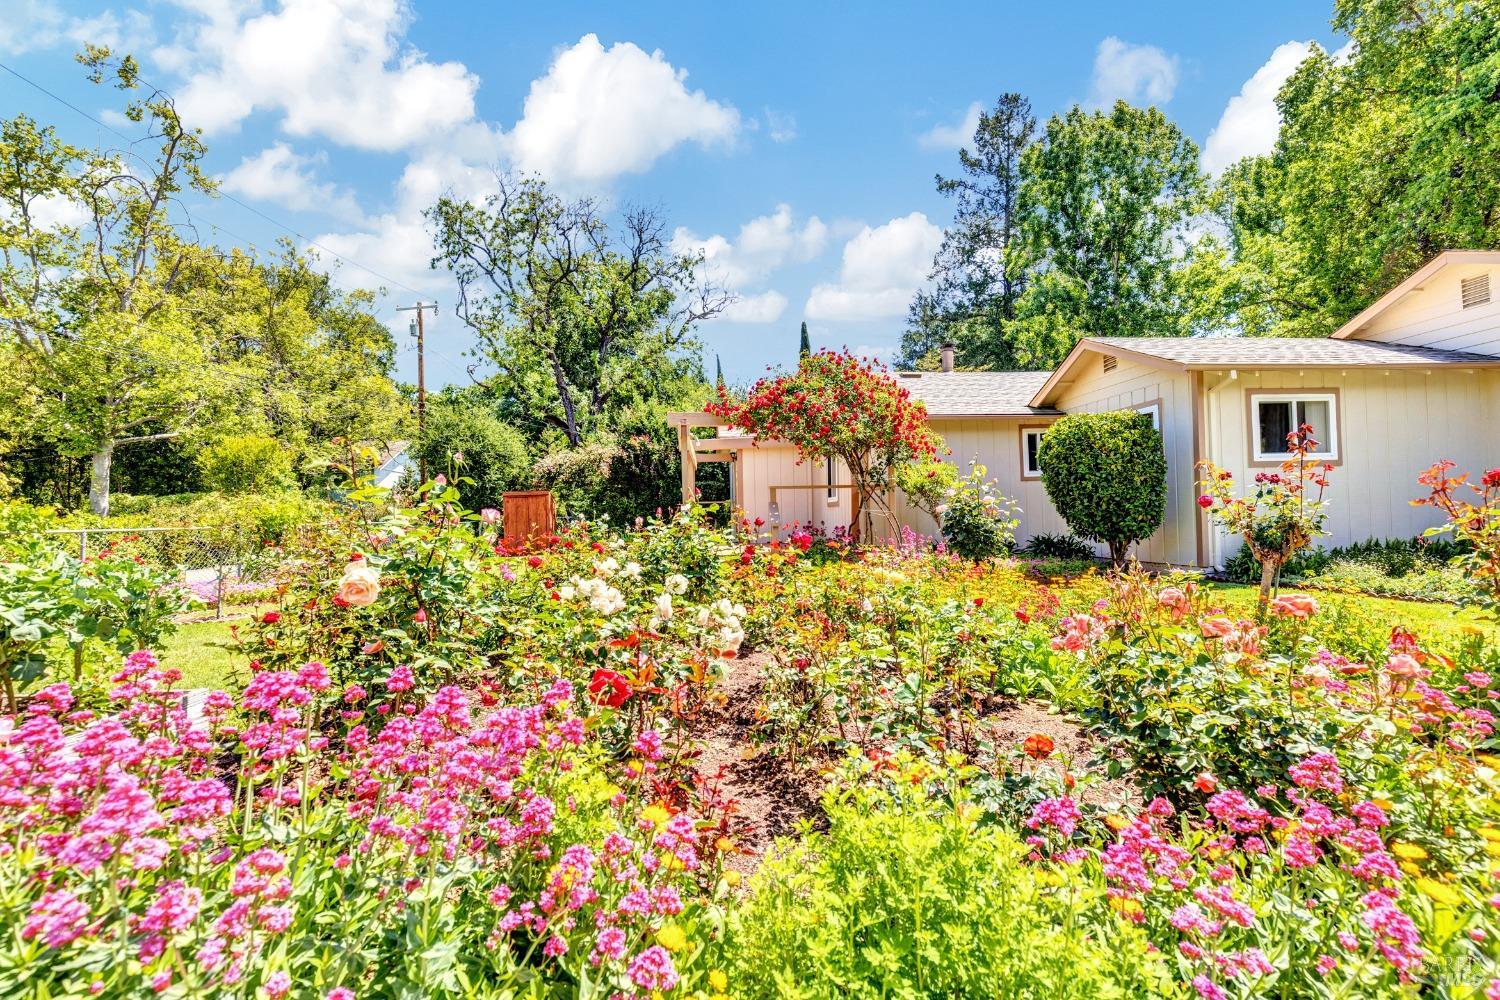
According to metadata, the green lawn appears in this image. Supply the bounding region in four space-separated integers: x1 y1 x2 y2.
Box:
158 617 248 689
1202 581 1493 643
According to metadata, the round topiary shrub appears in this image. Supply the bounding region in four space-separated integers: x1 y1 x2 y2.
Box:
1036 410 1166 564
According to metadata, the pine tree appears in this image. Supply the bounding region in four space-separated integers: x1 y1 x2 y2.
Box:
798 321 811 359
715 354 725 390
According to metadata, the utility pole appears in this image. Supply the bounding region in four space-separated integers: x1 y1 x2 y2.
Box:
396 301 437 484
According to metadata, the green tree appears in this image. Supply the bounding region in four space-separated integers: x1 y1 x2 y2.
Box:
798 320 811 358
902 94 1037 370
1036 410 1166 564
412 398 531 513
0 52 231 515
1011 103 1212 368
1218 1 1500 337
428 175 730 449
195 433 295 494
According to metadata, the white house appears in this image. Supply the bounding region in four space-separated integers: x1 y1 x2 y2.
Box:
675 251 1500 567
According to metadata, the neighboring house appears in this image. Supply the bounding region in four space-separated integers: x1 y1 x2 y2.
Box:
372 441 415 490
675 251 1500 567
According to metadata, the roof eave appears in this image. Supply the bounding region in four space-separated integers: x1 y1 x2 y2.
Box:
1331 250 1500 340
1028 338 1187 407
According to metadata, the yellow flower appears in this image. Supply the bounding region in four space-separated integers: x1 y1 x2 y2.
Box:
715 836 734 854
1390 842 1428 861
1486 840 1500 859
1108 896 1144 920
1415 878 1463 907
724 870 742 888
709 970 728 991
655 923 687 952
640 804 671 828
1371 798 1395 812
1398 861 1422 877
1478 827 1500 843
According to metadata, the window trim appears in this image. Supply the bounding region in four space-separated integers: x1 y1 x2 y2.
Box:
1247 390 1342 466
1134 399 1162 432
824 455 840 505
1019 425 1049 480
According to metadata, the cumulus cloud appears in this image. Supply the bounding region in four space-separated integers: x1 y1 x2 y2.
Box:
764 108 798 143
0 1 145 56
1087 37 1179 108
507 34 740 184
220 143 365 223
671 204 826 325
804 213 942 322
918 101 981 151
1200 41 1314 174
720 290 789 324
164 0 479 151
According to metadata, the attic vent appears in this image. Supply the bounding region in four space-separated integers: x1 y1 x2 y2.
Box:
1461 273 1491 309
1101 354 1118 373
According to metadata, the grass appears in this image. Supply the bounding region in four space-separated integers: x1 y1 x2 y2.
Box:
158 616 248 689
1202 581 1494 643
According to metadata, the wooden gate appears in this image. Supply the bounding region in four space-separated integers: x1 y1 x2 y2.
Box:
502 491 556 548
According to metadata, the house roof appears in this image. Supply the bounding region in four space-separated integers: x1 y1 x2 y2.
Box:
1331 250 1500 339
894 371 1060 417
1029 335 1500 407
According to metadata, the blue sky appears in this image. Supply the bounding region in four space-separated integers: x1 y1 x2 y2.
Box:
2 1 1344 387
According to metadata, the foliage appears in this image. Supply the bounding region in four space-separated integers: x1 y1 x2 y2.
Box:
901 93 1038 370
195 433 296 495
719 773 1168 999
893 459 959 523
1413 461 1500 616
709 350 942 538
1023 532 1097 561
1037 411 1167 564
412 399 531 513
1200 424 1331 610
428 174 728 449
933 462 1020 562
1010 102 1214 367
1217 1 1500 337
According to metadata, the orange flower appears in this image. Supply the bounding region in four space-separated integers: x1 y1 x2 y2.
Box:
1022 734 1055 760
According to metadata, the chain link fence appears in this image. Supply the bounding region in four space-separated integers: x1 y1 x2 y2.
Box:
32 526 274 615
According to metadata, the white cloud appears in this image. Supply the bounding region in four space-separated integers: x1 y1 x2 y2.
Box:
1087 37 1179 108
220 143 365 223
918 101 981 151
673 204 827 288
850 344 897 364
721 290 788 324
804 212 942 322
507 34 740 184
166 0 479 151
0 1 144 56
1200 41 1314 174
764 108 797 143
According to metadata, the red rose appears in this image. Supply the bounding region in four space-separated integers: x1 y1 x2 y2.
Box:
1194 772 1218 793
973 598 984 608
413 608 428 624
1196 495 1214 509
528 556 544 569
261 611 281 625
588 669 631 709
1022 734 1054 760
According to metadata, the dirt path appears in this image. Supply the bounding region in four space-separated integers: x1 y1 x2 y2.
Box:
687 650 829 877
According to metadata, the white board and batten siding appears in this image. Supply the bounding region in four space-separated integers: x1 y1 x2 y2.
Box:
891 418 1071 547
1049 352 1201 567
1350 261 1500 358
731 444 852 536
1203 367 1500 565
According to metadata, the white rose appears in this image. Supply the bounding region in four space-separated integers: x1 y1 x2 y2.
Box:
655 592 674 621
559 585 576 601
665 574 690 596
336 562 381 606
622 561 643 579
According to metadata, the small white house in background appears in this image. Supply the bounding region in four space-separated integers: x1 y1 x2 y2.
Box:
372 441 414 489
677 251 1500 567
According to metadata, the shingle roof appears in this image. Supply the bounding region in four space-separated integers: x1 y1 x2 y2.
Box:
1085 336 1500 367
894 371 1060 416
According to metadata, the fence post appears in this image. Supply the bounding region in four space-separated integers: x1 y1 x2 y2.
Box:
78 528 87 562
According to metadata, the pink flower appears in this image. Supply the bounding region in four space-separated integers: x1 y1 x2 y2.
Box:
1026 797 1082 838
383 664 416 693
264 970 292 998
1192 975 1227 1000
480 508 501 524
327 990 356 1000
1269 594 1318 619
627 945 679 991
1197 494 1215 509
22 890 92 948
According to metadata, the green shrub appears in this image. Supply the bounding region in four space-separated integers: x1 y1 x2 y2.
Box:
532 415 688 525
1022 531 1097 560
720 778 1167 998
413 401 531 512
1036 411 1166 563
195 433 296 494
935 463 1019 562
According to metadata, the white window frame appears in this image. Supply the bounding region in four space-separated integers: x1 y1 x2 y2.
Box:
825 455 840 504
1136 402 1161 430
1250 392 1339 462
1021 427 1046 479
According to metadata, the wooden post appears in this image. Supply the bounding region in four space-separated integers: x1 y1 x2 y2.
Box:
677 423 695 505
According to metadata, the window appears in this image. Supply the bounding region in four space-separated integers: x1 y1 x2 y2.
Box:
1250 392 1338 462
825 456 839 503
1136 402 1161 431
1021 427 1047 479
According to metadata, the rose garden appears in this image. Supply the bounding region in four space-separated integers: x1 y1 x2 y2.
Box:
0 353 1495 1000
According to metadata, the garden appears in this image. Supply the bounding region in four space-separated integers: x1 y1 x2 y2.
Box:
2 377 1500 1000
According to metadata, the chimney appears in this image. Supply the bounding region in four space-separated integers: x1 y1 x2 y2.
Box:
939 342 955 372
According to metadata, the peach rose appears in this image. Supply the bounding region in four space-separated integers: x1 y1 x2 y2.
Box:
337 562 382 607
1269 594 1318 619
1200 616 1235 638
